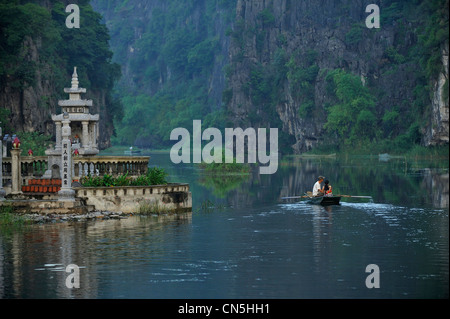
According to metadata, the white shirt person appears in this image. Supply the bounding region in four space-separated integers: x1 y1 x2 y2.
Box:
312 176 325 196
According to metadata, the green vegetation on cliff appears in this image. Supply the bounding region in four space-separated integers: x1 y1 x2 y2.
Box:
223 0 448 154
92 0 236 148
3 0 444 156
0 0 121 142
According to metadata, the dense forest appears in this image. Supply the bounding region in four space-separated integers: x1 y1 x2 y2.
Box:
1 0 448 155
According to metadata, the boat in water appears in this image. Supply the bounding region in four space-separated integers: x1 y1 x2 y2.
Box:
124 147 142 155
304 195 341 206
303 192 341 206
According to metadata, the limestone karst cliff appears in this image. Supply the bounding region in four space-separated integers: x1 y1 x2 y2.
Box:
1 0 448 153
0 0 120 149
91 0 448 153
225 0 449 152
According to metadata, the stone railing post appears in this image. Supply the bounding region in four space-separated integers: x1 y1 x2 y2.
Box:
11 148 22 194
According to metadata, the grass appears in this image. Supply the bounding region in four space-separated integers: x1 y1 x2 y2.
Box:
403 144 449 160
303 143 448 160
136 200 167 215
135 199 189 215
0 204 32 229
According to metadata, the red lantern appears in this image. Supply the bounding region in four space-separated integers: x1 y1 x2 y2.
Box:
73 149 79 156
12 137 20 149
28 149 33 156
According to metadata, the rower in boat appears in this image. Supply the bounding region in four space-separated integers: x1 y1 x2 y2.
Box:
310 176 340 205
312 176 325 196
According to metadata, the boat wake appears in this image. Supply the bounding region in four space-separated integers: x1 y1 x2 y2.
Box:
340 202 405 226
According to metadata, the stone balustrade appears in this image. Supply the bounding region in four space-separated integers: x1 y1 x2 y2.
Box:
2 156 150 186
73 156 150 179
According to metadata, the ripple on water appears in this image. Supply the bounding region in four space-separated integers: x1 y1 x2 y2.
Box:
340 202 403 226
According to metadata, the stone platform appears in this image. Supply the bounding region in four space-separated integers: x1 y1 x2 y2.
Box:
2 197 93 215
1 183 192 215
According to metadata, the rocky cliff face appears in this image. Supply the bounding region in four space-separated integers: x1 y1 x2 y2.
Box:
0 39 113 150
0 1 118 150
91 0 232 112
225 0 449 152
88 0 448 152
0 36 56 135
424 40 449 146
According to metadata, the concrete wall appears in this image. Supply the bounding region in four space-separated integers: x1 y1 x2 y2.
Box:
74 183 192 213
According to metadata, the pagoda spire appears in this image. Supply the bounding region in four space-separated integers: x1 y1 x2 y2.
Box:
71 66 79 90
66 66 86 100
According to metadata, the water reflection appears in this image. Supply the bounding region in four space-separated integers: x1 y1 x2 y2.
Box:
311 204 334 273
219 156 449 209
420 170 449 208
0 214 192 298
0 154 448 299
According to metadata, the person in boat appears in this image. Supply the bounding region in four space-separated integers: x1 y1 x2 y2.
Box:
322 180 332 196
312 176 325 196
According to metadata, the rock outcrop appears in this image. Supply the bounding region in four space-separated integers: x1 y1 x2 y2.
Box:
424 40 449 146
225 0 449 152
0 1 118 150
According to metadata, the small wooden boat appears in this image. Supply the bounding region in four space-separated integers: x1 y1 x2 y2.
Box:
124 148 142 155
281 193 370 206
304 195 341 206
303 191 341 206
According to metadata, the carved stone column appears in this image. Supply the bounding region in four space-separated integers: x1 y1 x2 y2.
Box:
58 118 75 201
89 122 96 149
82 120 90 150
55 121 62 151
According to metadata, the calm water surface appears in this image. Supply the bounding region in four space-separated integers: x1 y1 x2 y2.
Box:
0 153 448 298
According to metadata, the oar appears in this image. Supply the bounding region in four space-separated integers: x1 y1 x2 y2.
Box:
281 195 311 200
334 194 373 199
281 192 318 200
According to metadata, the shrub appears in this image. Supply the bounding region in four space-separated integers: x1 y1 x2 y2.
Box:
146 167 168 185
80 167 168 187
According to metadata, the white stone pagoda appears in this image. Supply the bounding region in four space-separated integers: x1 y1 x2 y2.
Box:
55 66 99 155
43 67 99 178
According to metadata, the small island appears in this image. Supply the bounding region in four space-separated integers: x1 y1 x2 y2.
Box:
0 68 192 220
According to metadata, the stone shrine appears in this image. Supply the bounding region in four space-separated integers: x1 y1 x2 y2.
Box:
44 67 99 178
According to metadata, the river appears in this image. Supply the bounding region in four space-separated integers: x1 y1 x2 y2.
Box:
0 152 448 299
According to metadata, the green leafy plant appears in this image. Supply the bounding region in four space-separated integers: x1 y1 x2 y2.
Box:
114 172 131 186
80 168 168 187
146 167 168 185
